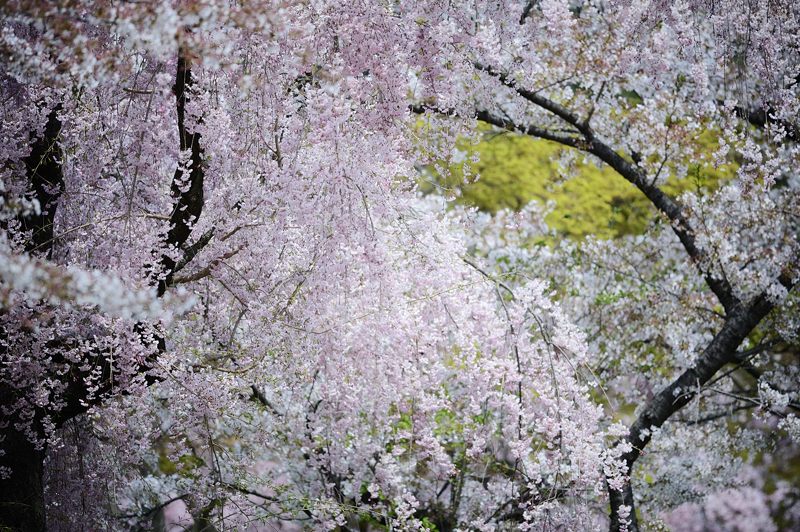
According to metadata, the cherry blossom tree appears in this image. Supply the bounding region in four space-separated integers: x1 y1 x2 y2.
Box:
0 1 797 531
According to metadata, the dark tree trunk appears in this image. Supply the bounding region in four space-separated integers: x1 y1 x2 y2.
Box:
159 49 205 297
0 52 207 531
0 104 61 532
608 481 638 532
0 429 46 532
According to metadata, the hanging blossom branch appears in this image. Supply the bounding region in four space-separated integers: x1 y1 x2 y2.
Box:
0 249 189 321
40 46 210 414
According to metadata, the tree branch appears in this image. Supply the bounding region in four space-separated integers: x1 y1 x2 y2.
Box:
475 62 590 134
725 102 800 142
173 227 215 273
159 47 206 297
473 64 739 313
608 273 794 531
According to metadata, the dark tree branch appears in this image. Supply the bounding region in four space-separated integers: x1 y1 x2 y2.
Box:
473 64 739 314
159 48 206 296
519 1 538 24
409 104 583 155
475 109 583 148
727 103 800 142
250 384 282 417
173 227 215 273
608 270 795 531
475 63 590 134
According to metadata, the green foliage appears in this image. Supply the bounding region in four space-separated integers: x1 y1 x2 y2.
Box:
421 124 736 239
594 290 633 306
158 451 205 478
433 408 461 437
420 516 439 530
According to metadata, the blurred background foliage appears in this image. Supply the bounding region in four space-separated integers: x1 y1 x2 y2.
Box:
418 122 738 239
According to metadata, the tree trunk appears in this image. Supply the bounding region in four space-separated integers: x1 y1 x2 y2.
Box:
0 429 46 532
